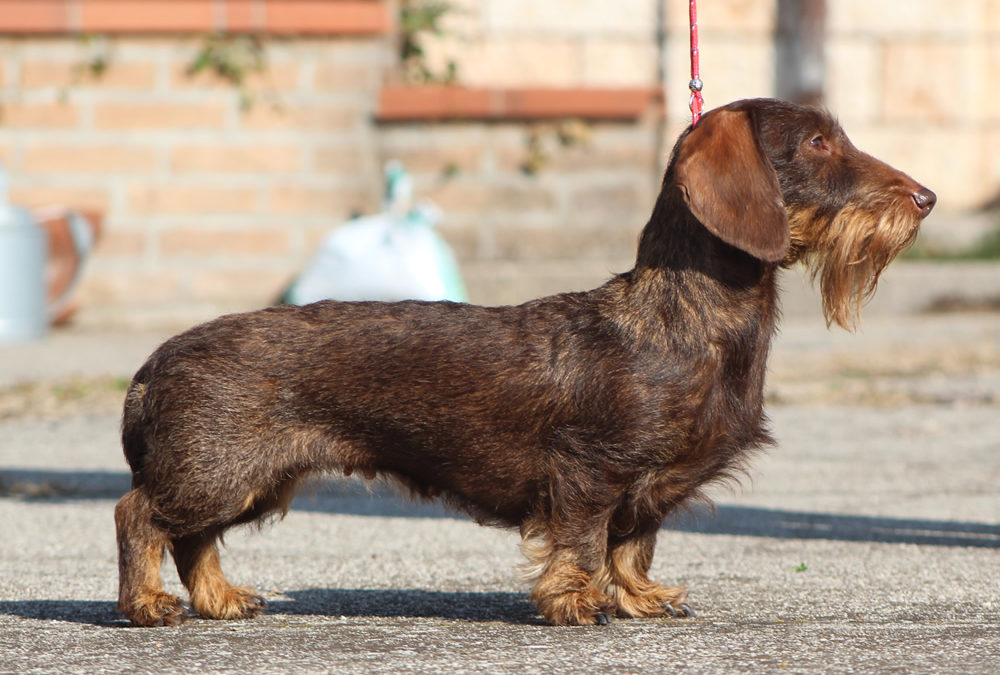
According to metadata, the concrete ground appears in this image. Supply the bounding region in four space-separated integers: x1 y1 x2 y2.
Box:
1 261 998 673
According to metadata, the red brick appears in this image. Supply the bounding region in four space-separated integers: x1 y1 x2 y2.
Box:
79 1 216 33
21 59 157 89
0 0 391 36
0 0 68 33
0 101 80 128
378 86 493 121
189 267 293 301
493 223 636 261
569 183 643 214
23 144 157 173
92 228 146 257
268 185 371 216
80 267 184 305
9 186 109 211
506 88 661 119
373 144 483 175
424 180 556 213
159 226 291 256
431 221 479 260
169 144 302 174
94 101 228 130
127 186 260 215
222 0 259 32
239 104 359 131
312 146 369 174
377 86 661 122
262 1 390 35
314 62 375 91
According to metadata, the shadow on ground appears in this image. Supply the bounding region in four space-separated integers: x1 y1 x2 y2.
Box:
665 505 1000 548
4 468 998 549
271 589 539 624
0 599 125 627
0 590 538 627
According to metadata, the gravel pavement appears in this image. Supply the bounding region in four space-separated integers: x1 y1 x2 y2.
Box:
1 262 998 673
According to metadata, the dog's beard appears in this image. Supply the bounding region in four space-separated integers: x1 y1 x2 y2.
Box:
787 199 922 331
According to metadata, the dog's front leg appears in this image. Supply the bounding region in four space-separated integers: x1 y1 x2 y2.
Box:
527 542 617 626
521 476 618 626
598 529 694 619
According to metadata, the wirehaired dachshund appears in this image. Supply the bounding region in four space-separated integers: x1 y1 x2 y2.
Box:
115 98 935 626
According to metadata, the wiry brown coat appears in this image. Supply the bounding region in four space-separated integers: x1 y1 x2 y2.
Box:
115 98 935 627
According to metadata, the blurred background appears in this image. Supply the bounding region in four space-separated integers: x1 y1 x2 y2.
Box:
0 0 996 330
1 7 998 656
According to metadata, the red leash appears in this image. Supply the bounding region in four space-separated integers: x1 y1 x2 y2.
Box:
688 0 704 126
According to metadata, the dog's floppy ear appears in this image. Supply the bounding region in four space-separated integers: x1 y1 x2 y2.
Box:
674 107 790 262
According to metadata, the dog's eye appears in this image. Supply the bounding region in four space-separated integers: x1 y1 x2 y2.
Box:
806 134 832 155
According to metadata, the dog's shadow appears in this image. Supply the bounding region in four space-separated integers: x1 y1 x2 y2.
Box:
0 599 126 627
668 504 1000 549
0 590 540 628
270 588 540 624
3 470 998 628
4 469 999 549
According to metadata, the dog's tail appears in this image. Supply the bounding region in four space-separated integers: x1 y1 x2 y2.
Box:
121 364 153 483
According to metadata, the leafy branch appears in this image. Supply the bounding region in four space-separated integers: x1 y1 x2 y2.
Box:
186 34 276 111
521 120 592 176
399 0 459 84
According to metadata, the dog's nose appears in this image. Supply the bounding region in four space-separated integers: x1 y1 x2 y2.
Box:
912 188 936 217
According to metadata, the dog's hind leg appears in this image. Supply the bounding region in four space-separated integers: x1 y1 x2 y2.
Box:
168 477 303 621
171 533 264 621
598 530 693 619
115 488 187 626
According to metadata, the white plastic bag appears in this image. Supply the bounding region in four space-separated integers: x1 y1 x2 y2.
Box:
286 162 467 305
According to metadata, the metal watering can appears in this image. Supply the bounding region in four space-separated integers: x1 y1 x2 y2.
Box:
0 165 95 343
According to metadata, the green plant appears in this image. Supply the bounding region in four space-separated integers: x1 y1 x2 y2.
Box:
22 33 277 113
793 562 808 573
186 34 276 110
51 33 114 103
73 33 112 81
520 119 592 176
399 0 459 84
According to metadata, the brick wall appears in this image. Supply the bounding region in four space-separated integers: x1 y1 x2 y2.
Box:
0 1 997 328
661 0 1000 211
824 0 1000 210
396 0 665 309
0 1 667 328
1 35 390 327
375 115 662 306
420 0 661 88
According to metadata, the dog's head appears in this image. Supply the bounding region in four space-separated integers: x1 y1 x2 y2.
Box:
671 98 935 329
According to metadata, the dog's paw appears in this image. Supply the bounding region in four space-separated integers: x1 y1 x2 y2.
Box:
536 588 617 626
610 583 692 619
122 590 188 627
193 585 264 621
